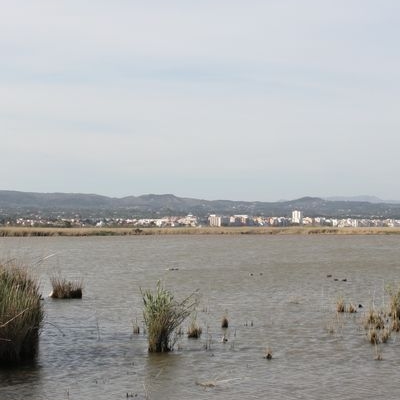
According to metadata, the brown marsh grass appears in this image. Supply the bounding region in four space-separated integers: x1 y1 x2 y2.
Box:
361 305 393 347
362 308 385 330
380 327 391 343
392 318 400 332
1 226 400 237
331 295 396 359
187 316 202 338
347 303 357 313
335 297 358 314
336 297 345 313
386 283 400 319
367 327 379 344
49 276 83 299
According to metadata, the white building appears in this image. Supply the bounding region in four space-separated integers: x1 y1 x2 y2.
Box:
208 214 222 227
292 210 303 225
177 214 198 227
230 215 249 225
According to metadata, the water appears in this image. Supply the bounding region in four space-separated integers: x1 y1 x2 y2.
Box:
1 235 400 399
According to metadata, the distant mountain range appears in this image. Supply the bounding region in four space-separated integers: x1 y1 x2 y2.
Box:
325 195 400 204
1 190 400 219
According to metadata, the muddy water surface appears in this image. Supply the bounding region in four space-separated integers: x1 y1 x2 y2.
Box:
1 235 400 399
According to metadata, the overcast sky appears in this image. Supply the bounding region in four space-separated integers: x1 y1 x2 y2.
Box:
1 1 399 201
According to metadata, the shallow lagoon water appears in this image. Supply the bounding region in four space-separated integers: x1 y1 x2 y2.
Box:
1 235 400 399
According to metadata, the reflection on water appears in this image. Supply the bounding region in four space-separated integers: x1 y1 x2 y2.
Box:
1 235 400 399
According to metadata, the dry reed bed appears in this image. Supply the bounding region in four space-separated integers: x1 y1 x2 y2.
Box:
1 226 400 237
334 286 400 359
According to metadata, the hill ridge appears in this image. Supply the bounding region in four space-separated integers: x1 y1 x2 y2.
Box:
1 190 400 219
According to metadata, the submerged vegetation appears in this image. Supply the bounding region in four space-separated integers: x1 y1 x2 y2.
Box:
332 284 400 360
141 282 198 352
0 262 43 364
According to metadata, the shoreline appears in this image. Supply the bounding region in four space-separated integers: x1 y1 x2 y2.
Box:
1 226 400 237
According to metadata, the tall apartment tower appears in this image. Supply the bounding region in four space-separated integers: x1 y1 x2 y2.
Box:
292 210 303 225
208 214 222 227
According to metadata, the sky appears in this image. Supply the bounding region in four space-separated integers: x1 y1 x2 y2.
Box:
1 1 399 201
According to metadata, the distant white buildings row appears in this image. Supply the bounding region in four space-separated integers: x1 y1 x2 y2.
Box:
208 211 400 228
7 211 400 229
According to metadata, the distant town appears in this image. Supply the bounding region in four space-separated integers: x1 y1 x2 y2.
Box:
3 210 400 229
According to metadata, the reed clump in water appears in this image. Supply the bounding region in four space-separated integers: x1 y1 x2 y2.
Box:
263 347 273 359
141 281 198 352
383 284 400 332
187 315 202 338
336 297 345 313
332 287 400 359
386 283 400 320
347 303 357 313
367 327 379 344
380 327 391 343
335 297 357 314
221 316 229 329
362 283 400 345
49 276 83 299
361 305 392 346
0 263 43 364
362 308 385 330
391 318 400 332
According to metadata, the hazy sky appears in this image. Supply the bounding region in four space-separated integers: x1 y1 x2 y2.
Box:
1 1 399 201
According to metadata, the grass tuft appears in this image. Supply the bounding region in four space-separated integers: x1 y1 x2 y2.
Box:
336 297 345 313
380 327 391 343
347 303 357 313
187 316 202 339
49 275 83 299
141 281 198 352
363 308 385 330
392 318 400 332
386 283 400 320
0 262 43 364
362 306 392 346
367 327 379 344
